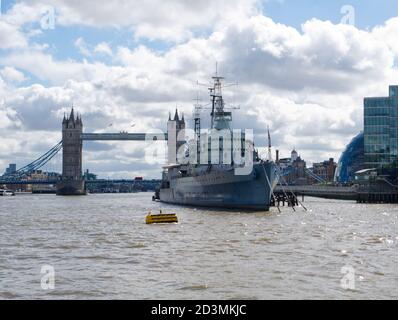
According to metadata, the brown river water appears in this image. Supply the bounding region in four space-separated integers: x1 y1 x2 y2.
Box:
1 193 397 299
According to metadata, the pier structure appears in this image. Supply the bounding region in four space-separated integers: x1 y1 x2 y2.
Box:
356 178 398 203
274 185 358 201
273 180 398 205
270 192 299 207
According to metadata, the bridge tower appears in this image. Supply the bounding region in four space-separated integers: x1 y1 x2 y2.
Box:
167 109 185 164
56 108 86 195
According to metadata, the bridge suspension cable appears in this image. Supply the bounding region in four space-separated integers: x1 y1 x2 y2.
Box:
12 141 63 177
304 168 327 184
279 166 326 184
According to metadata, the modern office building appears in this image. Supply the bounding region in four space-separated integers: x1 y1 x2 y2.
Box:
4 163 17 176
364 85 398 168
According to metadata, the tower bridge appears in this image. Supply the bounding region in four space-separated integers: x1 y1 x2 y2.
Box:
56 108 174 195
0 108 185 195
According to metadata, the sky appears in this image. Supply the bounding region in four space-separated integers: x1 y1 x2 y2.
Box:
1 0 398 178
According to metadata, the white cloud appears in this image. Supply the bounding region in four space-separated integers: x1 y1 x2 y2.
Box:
0 67 27 83
2 49 121 85
0 2 50 49
373 17 398 56
2 2 44 26
220 16 394 92
94 42 113 56
74 37 91 57
0 20 28 49
2 1 398 176
0 108 17 130
27 0 258 42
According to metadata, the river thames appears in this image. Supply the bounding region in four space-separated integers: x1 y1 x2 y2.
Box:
1 193 397 300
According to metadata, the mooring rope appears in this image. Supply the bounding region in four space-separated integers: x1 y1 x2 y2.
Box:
275 166 308 212
262 161 281 213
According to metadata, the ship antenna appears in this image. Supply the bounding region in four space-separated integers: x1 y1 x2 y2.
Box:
210 86 216 129
267 126 273 161
193 93 202 159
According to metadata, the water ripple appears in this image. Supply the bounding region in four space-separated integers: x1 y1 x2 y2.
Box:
1 194 398 299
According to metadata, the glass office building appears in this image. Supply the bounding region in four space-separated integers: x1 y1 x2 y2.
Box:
364 86 398 168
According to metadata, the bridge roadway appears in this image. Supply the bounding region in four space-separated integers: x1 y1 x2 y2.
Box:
0 179 161 186
81 133 168 141
275 185 358 201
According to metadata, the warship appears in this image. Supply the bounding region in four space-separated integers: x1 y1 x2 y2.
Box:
158 74 278 211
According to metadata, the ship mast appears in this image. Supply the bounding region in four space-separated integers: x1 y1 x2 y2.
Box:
209 69 233 131
194 67 238 159
267 126 272 161
193 94 202 160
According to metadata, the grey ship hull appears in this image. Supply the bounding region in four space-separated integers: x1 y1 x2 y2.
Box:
159 162 277 211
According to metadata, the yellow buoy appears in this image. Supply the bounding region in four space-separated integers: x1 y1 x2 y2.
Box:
146 211 178 224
